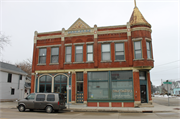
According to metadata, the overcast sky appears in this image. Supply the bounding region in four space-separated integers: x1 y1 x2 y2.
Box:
0 0 179 86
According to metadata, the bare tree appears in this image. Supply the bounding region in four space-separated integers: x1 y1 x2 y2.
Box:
15 58 32 78
0 32 11 53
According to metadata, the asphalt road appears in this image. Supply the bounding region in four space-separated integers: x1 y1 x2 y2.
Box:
0 108 180 119
152 97 180 106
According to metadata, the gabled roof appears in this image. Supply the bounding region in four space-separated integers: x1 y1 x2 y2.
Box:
68 18 91 30
0 62 27 75
129 6 151 28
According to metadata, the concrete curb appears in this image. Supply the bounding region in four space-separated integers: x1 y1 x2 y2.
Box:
64 109 173 113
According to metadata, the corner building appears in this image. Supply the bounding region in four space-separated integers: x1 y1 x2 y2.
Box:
31 3 154 107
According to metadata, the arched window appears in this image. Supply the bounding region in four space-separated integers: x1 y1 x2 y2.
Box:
54 75 67 94
39 75 52 93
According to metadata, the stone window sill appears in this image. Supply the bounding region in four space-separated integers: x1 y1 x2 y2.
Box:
73 62 84 64
114 60 126 62
147 58 154 61
64 62 72 64
101 60 112 63
86 61 94 63
37 63 46 66
49 63 59 65
133 58 144 61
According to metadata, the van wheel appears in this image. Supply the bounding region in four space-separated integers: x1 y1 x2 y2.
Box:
46 106 53 113
18 105 25 112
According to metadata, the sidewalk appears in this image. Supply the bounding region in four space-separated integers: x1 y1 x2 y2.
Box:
0 101 180 113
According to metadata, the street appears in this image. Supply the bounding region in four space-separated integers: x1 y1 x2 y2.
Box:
152 97 180 106
0 108 180 119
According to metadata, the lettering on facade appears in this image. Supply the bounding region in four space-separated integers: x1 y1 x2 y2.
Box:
112 89 132 93
68 29 91 34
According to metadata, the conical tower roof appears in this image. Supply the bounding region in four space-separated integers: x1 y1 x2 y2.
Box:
129 2 151 28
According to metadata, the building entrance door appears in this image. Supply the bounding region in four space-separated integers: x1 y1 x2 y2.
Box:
140 85 147 103
76 72 84 103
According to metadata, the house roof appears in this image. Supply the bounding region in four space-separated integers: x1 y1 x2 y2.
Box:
0 62 27 75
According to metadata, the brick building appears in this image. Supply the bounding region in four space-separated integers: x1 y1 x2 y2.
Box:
31 1 154 107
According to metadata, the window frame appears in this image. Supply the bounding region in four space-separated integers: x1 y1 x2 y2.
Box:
101 43 111 61
11 88 15 95
86 44 93 62
133 41 142 59
114 42 125 61
65 46 72 63
75 45 83 62
50 47 59 63
146 41 152 59
38 48 47 64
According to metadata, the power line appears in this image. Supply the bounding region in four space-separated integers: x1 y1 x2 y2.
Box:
155 60 180 67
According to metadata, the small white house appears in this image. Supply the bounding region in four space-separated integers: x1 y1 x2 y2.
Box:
0 62 27 101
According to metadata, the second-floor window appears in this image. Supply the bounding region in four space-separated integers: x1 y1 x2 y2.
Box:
51 47 59 63
75 45 83 62
65 46 71 62
115 43 125 60
102 44 111 61
134 41 142 59
7 73 12 83
87 45 93 61
39 48 47 64
146 41 152 59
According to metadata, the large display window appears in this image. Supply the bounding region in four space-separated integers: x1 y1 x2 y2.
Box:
88 71 133 101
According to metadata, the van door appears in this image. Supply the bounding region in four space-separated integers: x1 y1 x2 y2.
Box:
59 94 65 109
34 94 46 109
25 93 35 109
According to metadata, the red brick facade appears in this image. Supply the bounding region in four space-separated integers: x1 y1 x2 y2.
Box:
31 4 154 107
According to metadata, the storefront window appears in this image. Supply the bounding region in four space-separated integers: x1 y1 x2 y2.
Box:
39 75 52 93
111 81 133 99
88 71 133 100
54 75 67 94
111 71 133 99
88 72 108 81
88 72 109 99
111 71 132 80
88 82 108 99
139 71 146 80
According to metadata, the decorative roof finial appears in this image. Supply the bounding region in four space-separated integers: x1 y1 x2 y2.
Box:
134 0 137 7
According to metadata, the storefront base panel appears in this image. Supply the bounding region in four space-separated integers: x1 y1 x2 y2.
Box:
124 102 134 107
112 102 122 107
87 102 97 107
99 102 109 107
87 102 134 107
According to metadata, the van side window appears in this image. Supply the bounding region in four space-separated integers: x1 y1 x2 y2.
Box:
36 94 45 101
47 94 55 101
27 93 35 100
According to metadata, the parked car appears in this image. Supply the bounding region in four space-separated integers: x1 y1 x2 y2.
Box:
17 93 66 113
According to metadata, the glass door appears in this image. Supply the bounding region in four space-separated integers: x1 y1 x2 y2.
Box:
76 72 84 103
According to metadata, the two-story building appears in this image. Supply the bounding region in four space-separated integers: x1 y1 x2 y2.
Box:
31 1 154 107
